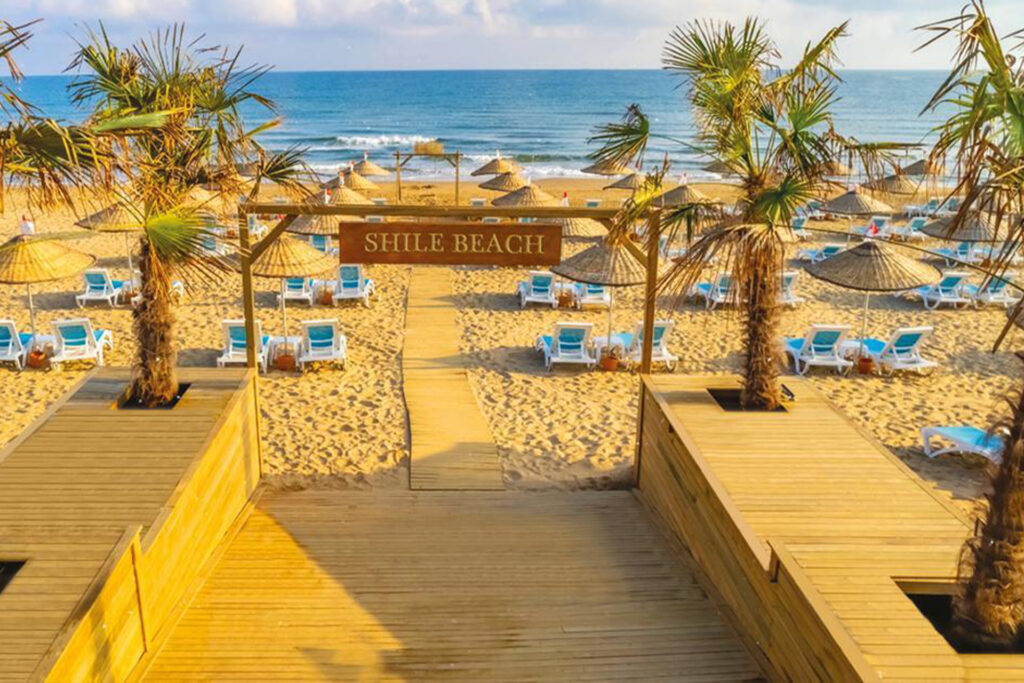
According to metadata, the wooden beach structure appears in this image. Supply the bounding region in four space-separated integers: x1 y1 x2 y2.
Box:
393 140 464 204
7 199 1024 680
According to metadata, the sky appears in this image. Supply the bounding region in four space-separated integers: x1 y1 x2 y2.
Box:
5 0 1024 75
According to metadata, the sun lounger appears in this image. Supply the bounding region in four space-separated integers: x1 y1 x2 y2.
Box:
333 264 375 307
608 320 679 371
694 272 735 309
797 201 824 221
280 277 316 306
790 216 811 241
783 324 853 375
890 216 928 241
965 275 1021 308
469 198 486 207
780 270 804 307
937 196 961 217
933 241 980 267
309 234 338 255
914 271 971 309
906 197 940 217
852 215 891 239
517 271 558 308
848 326 937 374
76 268 125 307
50 318 113 370
585 199 602 209
797 243 844 263
535 322 596 370
922 425 1005 464
0 320 32 370
297 319 347 370
573 282 611 309
217 319 269 373
972 242 1024 266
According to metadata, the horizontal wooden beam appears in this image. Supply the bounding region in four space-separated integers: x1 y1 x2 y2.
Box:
237 202 625 220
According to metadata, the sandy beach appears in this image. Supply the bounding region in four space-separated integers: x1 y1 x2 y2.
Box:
1 178 1018 511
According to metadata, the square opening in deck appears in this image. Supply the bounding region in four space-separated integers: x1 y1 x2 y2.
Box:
0 561 25 594
707 387 788 412
899 580 1024 654
118 383 192 410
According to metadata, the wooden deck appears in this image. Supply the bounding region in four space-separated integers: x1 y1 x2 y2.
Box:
402 267 503 490
639 375 1016 681
0 368 261 681
141 489 760 681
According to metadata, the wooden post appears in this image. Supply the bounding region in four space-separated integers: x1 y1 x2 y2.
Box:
238 209 257 369
395 150 402 202
640 210 661 374
454 152 461 205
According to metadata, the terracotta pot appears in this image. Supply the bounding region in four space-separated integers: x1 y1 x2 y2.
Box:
599 356 620 372
558 293 574 308
856 356 875 375
27 351 48 369
318 289 335 306
274 354 297 372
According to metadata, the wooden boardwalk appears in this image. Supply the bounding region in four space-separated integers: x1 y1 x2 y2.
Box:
142 489 761 681
642 375 989 681
403 267 503 490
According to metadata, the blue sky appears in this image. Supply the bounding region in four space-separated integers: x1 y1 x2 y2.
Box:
6 0 1024 74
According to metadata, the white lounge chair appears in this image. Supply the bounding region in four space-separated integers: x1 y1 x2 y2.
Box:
333 265 375 307
0 320 32 370
972 242 1024 266
937 196 961 217
309 234 338 255
516 271 558 308
783 324 853 375
934 241 980 267
609 320 679 371
297 319 347 370
797 244 844 263
780 270 804 308
469 198 486 208
922 426 1005 464
535 322 596 370
915 271 971 309
50 318 113 370
965 275 1021 308
216 319 269 373
906 197 940 217
790 216 811 241
848 326 937 375
279 277 315 306
200 234 230 257
573 282 611 309
585 199 602 209
890 217 928 241
693 272 735 309
76 269 125 307
852 215 891 239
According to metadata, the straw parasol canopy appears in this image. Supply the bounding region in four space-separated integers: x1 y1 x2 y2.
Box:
580 158 632 176
479 171 527 192
75 202 139 232
491 182 557 207
653 184 715 207
353 153 390 177
921 212 998 243
471 151 522 177
249 236 337 351
824 160 852 176
806 239 939 360
604 173 645 191
0 235 96 336
822 187 895 216
344 169 380 193
561 217 606 238
702 159 735 175
289 188 373 234
903 159 943 177
862 173 920 196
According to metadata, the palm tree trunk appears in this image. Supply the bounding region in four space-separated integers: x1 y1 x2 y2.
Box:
740 236 782 410
131 235 178 406
950 385 1024 652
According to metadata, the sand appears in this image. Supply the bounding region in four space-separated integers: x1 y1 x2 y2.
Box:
1 178 1018 512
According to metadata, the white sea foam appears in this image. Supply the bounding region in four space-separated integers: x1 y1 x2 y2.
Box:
334 134 433 148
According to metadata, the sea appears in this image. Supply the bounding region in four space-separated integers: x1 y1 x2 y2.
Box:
13 70 951 181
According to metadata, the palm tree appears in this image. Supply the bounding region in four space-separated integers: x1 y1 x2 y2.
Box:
919 0 1024 652
592 19 896 409
67 24 307 407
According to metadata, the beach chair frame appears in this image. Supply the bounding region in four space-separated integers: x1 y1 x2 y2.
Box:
0 320 31 370
573 282 611 309
280 277 316 306
50 318 113 370
783 324 853 376
915 271 971 310
694 272 736 310
517 271 558 309
333 265 376 308
217 319 269 373
534 322 596 370
860 326 937 375
614 320 679 371
297 319 347 370
921 426 1005 464
75 268 125 308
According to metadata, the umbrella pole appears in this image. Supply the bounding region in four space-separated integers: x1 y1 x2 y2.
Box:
607 290 614 354
280 279 289 351
859 292 870 358
26 284 37 338
125 233 133 274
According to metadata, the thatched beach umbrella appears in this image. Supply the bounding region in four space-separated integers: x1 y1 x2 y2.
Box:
806 239 939 358
702 159 735 175
863 173 920 196
561 217 606 238
344 168 380 193
580 158 631 176
922 212 998 243
904 159 943 177
553 237 654 349
353 152 389 177
653 183 716 207
824 160 852 176
290 188 373 234
75 202 142 272
822 187 894 216
492 182 557 207
604 173 645 191
250 236 337 349
471 151 521 177
0 235 95 336
479 171 526 192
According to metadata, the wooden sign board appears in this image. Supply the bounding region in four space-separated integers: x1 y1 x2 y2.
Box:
338 221 562 266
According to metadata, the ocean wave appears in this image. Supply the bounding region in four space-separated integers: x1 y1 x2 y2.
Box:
335 134 433 148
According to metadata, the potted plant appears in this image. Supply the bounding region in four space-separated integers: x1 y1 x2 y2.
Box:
317 286 335 306
856 355 875 375
26 349 48 369
599 345 622 372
